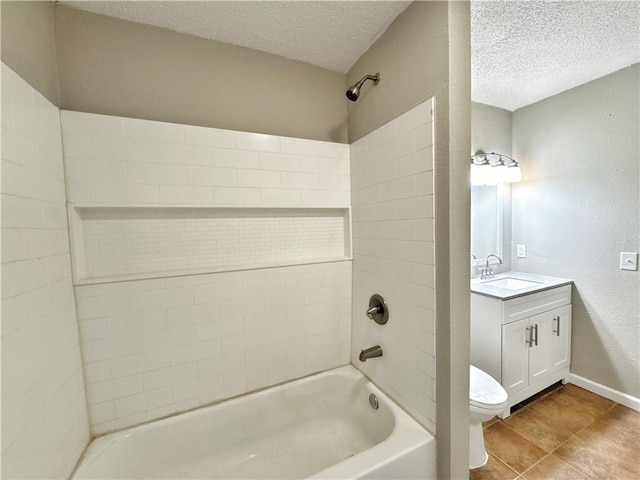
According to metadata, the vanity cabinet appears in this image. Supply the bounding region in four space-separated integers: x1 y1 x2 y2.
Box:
471 284 572 418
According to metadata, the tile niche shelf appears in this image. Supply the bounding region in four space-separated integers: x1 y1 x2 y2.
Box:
68 205 352 285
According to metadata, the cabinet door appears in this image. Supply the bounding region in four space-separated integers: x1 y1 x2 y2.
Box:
547 305 572 372
502 318 530 395
528 312 554 384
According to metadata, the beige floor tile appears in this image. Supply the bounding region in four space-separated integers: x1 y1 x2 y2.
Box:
504 406 571 453
599 404 640 440
484 422 547 474
470 453 519 480
521 454 590 480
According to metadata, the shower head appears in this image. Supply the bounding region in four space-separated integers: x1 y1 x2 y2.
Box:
346 73 380 102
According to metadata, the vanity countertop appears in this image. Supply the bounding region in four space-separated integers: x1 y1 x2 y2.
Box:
471 271 573 300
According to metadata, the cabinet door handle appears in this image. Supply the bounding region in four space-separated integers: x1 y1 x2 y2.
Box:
526 326 533 347
533 323 539 346
553 316 560 336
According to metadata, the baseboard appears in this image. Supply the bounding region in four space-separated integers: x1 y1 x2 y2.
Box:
568 373 640 411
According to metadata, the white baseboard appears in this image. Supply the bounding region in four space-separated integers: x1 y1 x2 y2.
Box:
568 373 640 411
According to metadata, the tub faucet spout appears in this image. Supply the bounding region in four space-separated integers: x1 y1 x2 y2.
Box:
359 345 383 362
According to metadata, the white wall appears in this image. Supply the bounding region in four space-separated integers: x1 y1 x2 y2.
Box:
350 99 436 432
1 63 89 478
61 111 352 435
512 64 639 398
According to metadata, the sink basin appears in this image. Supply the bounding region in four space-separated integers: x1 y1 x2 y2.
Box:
482 277 543 290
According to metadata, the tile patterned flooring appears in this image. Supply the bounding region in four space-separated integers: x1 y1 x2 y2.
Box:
470 383 640 480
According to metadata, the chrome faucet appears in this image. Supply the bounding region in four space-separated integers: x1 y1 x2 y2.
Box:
480 253 503 279
359 345 383 362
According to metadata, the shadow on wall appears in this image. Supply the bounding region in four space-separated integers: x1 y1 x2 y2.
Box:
570 289 625 390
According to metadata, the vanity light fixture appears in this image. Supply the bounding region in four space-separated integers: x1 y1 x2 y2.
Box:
470 151 521 185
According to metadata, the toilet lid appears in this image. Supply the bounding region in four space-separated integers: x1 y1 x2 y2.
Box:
470 365 508 408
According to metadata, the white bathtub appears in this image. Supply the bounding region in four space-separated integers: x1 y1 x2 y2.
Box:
73 365 436 479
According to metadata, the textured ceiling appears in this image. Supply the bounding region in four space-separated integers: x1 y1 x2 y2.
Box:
59 1 639 110
59 1 411 73
471 0 640 111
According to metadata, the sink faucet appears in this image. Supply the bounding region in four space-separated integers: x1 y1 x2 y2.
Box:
359 345 383 362
481 253 503 280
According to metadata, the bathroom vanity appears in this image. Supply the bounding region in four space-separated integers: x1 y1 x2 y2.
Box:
470 272 573 418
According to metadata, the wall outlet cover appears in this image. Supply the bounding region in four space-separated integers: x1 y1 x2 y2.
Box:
620 252 638 271
517 244 527 258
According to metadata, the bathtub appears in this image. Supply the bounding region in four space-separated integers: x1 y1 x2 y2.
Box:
73 365 436 479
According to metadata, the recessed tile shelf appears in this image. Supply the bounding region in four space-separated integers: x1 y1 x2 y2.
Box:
68 205 352 285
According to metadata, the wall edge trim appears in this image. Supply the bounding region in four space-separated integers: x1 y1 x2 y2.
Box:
568 373 640 411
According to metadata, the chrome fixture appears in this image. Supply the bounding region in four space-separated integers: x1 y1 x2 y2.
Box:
346 73 380 101
480 253 503 280
369 393 379 410
470 150 521 186
366 294 389 325
359 345 383 362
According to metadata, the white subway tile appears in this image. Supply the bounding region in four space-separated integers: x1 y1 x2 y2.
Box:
280 137 349 160
186 166 238 186
89 401 115 425
127 162 187 185
302 190 350 206
415 219 434 241
396 100 431 136
110 349 171 378
282 172 319 190
213 187 260 205
414 123 434 150
379 131 415 164
159 185 214 204
78 318 109 342
212 148 259 169
317 174 350 191
415 171 434 196
300 156 350 175
123 118 184 144
236 131 280 152
61 111 124 137
198 373 225 405
84 360 111 384
135 287 193 312
61 134 92 158
196 317 244 341
114 387 173 418
193 281 243 304
259 152 301 172
65 159 127 184
91 137 156 163
143 363 198 391
364 119 396 149
66 181 95 203
260 188 302 206
95 183 159 204
92 413 146 436
184 126 236 149
397 147 433 178
238 169 282 188
156 143 211 166
87 375 144 404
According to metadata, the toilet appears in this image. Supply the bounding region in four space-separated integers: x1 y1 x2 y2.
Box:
469 365 508 469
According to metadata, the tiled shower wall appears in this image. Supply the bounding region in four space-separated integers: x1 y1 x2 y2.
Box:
1 64 89 478
350 99 436 432
61 112 352 435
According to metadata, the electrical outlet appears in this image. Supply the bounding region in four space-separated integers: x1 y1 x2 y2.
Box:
620 252 638 271
517 244 527 258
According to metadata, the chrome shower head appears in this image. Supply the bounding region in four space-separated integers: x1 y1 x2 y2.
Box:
346 73 380 102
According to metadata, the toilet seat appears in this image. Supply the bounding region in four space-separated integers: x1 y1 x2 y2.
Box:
470 365 508 408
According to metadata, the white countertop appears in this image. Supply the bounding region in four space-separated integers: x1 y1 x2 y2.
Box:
470 271 573 300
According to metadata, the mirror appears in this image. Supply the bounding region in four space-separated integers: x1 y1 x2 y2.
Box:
470 184 503 264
